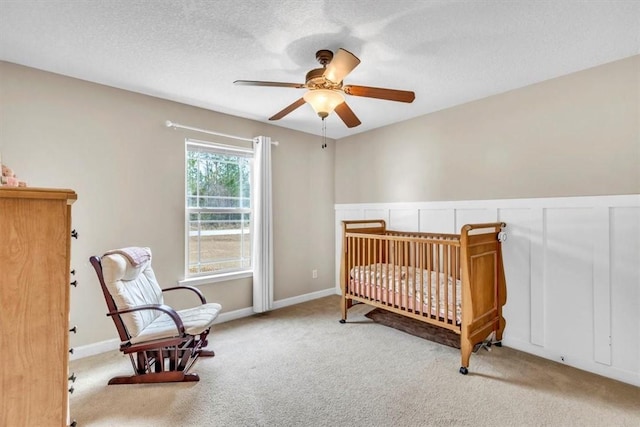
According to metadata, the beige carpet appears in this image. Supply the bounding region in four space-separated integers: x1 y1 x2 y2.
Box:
70 295 640 427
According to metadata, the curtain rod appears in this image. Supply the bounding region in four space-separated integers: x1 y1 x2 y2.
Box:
165 120 278 145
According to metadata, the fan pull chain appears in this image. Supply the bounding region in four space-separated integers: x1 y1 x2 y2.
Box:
321 118 327 149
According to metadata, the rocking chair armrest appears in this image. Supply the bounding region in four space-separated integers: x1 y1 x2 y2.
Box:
107 304 186 335
162 285 207 304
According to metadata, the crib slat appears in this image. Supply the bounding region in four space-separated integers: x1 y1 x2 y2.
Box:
444 242 449 324
345 236 358 295
372 238 377 302
378 238 382 303
426 242 432 318
385 238 389 304
454 240 459 325
417 241 423 316
372 236 376 302
400 240 404 311
450 244 454 324
394 240 399 308
436 241 441 321
354 236 359 297
365 237 370 302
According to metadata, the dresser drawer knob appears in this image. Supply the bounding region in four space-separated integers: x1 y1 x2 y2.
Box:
70 280 78 287
70 269 76 275
68 386 75 394
69 325 77 334
69 348 74 355
71 229 78 239
68 372 77 382
70 420 77 427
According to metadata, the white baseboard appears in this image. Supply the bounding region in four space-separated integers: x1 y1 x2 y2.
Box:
69 287 337 361
70 338 120 361
215 307 254 324
272 287 337 310
503 337 640 388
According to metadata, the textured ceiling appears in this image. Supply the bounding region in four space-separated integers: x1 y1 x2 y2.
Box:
1 1 639 139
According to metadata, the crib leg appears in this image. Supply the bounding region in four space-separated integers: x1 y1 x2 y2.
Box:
495 315 506 343
340 297 350 323
460 338 473 375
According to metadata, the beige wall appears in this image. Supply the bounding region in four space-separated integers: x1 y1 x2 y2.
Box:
0 61 336 346
335 55 640 203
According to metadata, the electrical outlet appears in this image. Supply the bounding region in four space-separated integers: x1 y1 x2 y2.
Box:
312 269 318 279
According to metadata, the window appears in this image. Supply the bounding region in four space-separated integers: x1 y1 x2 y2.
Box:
186 139 253 278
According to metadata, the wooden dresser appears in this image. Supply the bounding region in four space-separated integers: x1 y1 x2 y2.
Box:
0 187 77 426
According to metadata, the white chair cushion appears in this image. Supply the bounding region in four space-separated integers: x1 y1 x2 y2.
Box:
101 248 163 337
130 302 222 344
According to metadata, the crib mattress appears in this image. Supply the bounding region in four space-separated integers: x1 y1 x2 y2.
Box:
349 263 461 324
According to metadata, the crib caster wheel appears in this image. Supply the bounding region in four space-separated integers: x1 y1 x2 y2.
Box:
494 341 502 347
339 319 346 324
459 367 468 375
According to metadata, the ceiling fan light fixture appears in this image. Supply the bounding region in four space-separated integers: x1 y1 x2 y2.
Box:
303 89 345 119
235 47 413 127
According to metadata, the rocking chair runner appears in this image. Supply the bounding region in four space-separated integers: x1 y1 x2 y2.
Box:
90 247 221 385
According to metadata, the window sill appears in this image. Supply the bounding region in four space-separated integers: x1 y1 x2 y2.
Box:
178 270 253 287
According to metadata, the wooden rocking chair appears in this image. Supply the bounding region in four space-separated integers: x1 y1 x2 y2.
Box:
90 247 221 385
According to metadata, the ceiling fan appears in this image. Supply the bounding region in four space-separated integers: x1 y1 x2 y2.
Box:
234 48 415 128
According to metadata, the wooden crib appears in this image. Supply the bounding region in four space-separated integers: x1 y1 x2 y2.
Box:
339 219 507 374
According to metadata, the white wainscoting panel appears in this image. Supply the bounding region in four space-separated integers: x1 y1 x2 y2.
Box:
335 195 640 386
592 207 611 366
389 209 419 231
528 208 546 347
419 209 454 233
544 208 596 363
610 207 639 374
497 208 533 345
364 209 388 222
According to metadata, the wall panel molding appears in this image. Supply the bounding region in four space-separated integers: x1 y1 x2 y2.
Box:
530 208 545 347
592 207 611 365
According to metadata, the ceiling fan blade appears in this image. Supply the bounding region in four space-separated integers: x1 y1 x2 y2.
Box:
323 48 361 84
269 98 306 121
234 80 305 89
334 102 361 128
343 85 415 103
